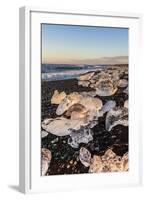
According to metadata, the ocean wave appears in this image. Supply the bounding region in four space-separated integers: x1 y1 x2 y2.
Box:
42 68 98 81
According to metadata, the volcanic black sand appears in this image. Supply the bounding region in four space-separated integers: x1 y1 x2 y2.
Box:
41 78 128 175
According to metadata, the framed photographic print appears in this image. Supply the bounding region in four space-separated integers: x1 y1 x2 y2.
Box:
19 7 142 193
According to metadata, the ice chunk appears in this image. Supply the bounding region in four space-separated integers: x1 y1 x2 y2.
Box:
41 148 52 176
68 127 93 148
106 107 128 131
79 147 91 167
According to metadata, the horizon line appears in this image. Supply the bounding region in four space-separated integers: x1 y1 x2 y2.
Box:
41 63 128 65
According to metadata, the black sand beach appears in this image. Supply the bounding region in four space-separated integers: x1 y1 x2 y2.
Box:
41 78 128 175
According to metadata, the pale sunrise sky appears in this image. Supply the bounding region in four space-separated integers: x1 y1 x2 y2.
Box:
41 24 128 65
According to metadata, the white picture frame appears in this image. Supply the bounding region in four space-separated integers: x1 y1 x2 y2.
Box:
19 6 142 194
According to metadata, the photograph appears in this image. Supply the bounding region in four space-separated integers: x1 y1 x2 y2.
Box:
41 24 129 176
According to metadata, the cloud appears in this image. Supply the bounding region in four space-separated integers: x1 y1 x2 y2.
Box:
73 56 128 65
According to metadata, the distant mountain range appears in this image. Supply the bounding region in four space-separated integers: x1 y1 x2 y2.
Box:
72 56 128 65
42 56 128 67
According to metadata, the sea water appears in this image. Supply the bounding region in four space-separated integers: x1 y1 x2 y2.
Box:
41 64 106 81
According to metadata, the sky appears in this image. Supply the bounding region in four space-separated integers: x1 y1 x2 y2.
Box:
42 24 128 65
